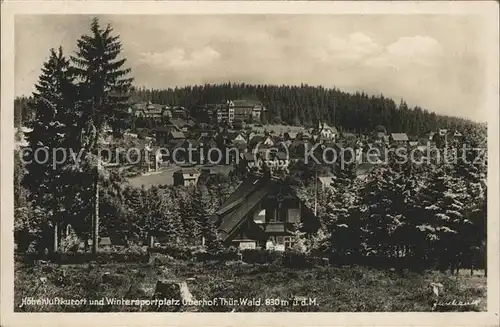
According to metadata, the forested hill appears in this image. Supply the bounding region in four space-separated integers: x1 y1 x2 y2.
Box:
15 82 484 136
130 83 482 135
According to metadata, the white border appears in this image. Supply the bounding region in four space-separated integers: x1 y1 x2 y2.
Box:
1 1 499 326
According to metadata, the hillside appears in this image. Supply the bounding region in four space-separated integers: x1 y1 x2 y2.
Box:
130 83 482 135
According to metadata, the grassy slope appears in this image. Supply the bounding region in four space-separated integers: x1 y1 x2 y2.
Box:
14 258 486 312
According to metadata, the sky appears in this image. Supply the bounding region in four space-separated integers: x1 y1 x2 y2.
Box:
15 14 488 121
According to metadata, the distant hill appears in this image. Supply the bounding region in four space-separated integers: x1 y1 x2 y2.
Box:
130 83 482 136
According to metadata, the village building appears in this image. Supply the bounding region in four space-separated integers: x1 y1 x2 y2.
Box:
249 134 274 150
197 167 219 185
231 140 248 153
255 150 290 169
316 123 338 141
210 175 321 250
223 131 247 144
216 100 266 123
173 168 201 187
298 131 312 140
140 145 165 172
199 137 220 163
389 133 409 145
196 130 216 140
170 106 189 120
284 131 299 141
438 128 448 136
131 101 171 120
154 125 181 145
232 118 247 130
171 117 195 132
168 130 186 142
251 124 304 136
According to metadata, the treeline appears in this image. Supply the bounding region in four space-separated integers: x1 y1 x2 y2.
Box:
129 84 482 136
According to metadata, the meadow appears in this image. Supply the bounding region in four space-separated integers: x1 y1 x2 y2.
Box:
14 255 486 312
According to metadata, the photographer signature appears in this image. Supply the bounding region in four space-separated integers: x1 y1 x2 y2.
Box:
434 299 481 307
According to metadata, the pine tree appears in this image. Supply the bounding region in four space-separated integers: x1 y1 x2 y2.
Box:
289 222 308 253
122 186 145 242
325 184 361 259
419 167 468 271
176 188 201 244
359 167 399 256
22 47 76 253
71 17 133 253
191 187 217 247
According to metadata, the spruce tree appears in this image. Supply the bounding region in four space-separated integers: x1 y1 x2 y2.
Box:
71 17 133 253
191 187 217 248
22 47 76 253
419 167 467 271
359 167 398 256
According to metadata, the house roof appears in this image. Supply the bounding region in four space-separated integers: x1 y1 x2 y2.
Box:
390 133 409 141
231 100 263 107
212 176 318 241
212 176 276 241
154 125 180 133
171 118 195 128
224 131 245 141
146 103 164 111
231 140 248 150
99 237 112 246
184 139 201 148
199 131 215 138
285 132 298 139
242 152 256 162
169 138 186 149
250 135 266 142
199 136 217 145
175 168 199 175
251 124 304 135
170 131 186 139
249 135 269 148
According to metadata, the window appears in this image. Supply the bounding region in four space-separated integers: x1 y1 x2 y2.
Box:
279 207 287 222
284 236 293 250
287 209 301 223
265 207 275 222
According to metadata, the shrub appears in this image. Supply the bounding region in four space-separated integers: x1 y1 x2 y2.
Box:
241 249 282 264
282 250 314 268
148 244 193 260
44 251 150 264
197 247 240 262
